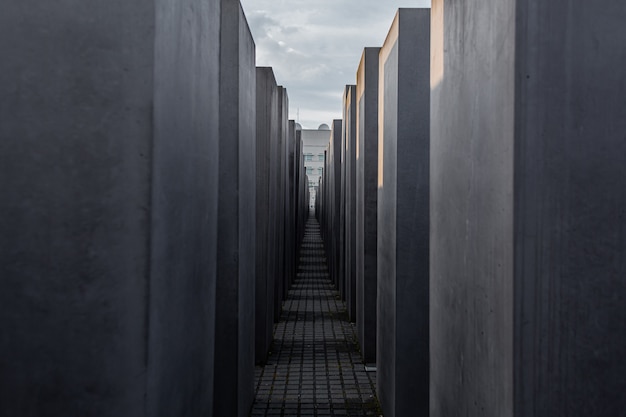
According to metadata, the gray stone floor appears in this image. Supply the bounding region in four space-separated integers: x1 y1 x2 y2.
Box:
251 216 382 417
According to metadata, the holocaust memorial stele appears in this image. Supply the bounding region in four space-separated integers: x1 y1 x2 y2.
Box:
355 47 380 365
430 1 626 416
338 93 348 304
0 0 220 415
214 1 256 416
377 8 430 417
255 67 279 365
322 120 344 290
343 85 358 322
286 119 298 292
274 86 289 316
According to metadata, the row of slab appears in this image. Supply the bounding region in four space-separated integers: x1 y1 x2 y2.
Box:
255 67 310 367
317 6 626 417
0 1 308 416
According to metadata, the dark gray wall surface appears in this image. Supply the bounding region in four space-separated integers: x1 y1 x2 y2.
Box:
214 1 255 416
268 88 281 323
266 86 291 323
430 1 514 416
339 99 347 301
514 1 626 415
355 47 380 365
287 120 297 291
0 1 219 416
0 3 152 414
274 87 289 316
344 86 357 322
255 67 278 365
430 1 626 416
377 9 430 417
330 120 343 290
295 131 308 251
147 0 220 415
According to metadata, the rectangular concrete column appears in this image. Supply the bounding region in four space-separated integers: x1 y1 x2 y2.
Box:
377 8 430 417
0 1 220 416
329 120 343 288
430 1 626 416
339 110 347 300
267 91 281 322
356 47 380 365
214 1 256 416
255 67 278 365
287 120 297 290
295 131 306 256
343 85 357 322
274 87 289 315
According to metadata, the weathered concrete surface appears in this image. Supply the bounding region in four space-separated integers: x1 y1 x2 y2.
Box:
356 47 380 365
287 120 297 291
274 86 289 316
295 130 308 251
330 120 343 290
255 67 278 365
214 1 255 416
430 1 626 416
147 1 220 415
0 0 219 416
429 1 514 416
377 9 430 417
343 85 357 322
280 90 288 297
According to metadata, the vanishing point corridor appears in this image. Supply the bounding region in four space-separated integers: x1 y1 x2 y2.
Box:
251 215 381 416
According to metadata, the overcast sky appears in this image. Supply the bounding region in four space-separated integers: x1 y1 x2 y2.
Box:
240 0 431 129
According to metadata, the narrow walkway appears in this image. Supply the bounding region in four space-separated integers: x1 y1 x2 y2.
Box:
251 215 381 417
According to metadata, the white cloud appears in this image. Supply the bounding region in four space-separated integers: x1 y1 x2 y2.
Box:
241 0 431 129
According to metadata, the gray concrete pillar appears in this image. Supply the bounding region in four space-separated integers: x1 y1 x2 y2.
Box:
377 8 430 417
430 1 626 416
329 120 343 289
0 0 220 416
274 87 289 315
214 0 256 415
287 120 297 291
255 67 278 365
356 47 380 365
343 85 358 322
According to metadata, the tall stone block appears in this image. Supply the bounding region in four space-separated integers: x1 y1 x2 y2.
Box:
295 130 308 250
0 0 219 416
274 87 289 316
214 1 255 416
377 9 430 417
356 47 380 364
430 1 626 416
255 67 278 364
287 120 297 290
268 95 281 322
343 86 357 321
329 120 343 289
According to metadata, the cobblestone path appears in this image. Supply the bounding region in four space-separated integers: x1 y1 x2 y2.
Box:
251 215 382 417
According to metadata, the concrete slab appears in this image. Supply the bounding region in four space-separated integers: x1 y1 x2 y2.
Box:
343 85 357 322
356 47 380 365
327 120 343 289
430 1 626 416
214 1 256 416
274 86 289 315
287 120 297 291
0 1 220 416
376 8 430 417
255 67 278 365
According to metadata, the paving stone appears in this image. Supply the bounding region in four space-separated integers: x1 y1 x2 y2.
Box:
252 216 383 416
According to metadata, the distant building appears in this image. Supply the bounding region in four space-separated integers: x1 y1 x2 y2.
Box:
300 124 331 207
